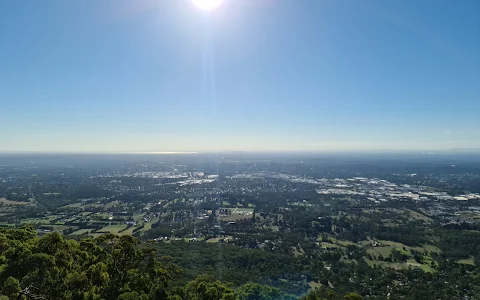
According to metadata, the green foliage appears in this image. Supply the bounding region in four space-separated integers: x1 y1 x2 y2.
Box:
1 277 21 299
118 291 149 300
0 227 307 300
236 283 285 300
154 240 306 295
178 274 235 300
0 227 177 300
343 293 363 300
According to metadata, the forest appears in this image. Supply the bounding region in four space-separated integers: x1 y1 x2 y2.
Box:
0 226 364 300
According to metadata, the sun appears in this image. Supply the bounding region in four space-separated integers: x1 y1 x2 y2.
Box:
192 0 224 11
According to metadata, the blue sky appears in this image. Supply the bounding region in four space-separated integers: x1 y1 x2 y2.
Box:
1 0 479 152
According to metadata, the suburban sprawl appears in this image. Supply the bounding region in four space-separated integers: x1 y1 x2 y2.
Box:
1 152 480 299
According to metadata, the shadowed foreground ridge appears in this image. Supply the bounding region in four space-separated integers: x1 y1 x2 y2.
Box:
0 226 362 300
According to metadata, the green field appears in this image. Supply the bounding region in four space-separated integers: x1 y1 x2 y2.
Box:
61 203 83 209
119 226 136 235
138 217 159 233
101 224 128 234
20 215 58 224
367 246 395 258
370 240 441 254
70 229 91 236
54 225 78 231
321 242 340 249
317 236 440 273
457 258 475 265
206 236 233 243
0 198 30 205
406 209 432 222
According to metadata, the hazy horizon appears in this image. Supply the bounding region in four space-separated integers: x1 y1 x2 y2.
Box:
2 0 479 152
1 148 480 155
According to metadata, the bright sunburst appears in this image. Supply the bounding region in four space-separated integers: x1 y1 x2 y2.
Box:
192 0 224 11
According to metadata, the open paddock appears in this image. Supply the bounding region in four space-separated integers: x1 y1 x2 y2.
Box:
100 224 129 234
0 198 30 205
70 229 91 236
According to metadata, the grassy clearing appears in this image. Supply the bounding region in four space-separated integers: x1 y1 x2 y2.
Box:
366 242 439 257
119 226 136 235
0 198 30 205
206 237 222 243
206 236 233 243
133 214 145 221
91 213 111 221
20 215 58 225
321 242 341 249
308 281 322 292
101 224 128 234
366 260 413 270
61 203 83 209
421 244 441 253
375 240 441 254
89 233 105 238
366 259 435 272
457 258 475 265
316 236 439 273
292 246 305 257
70 229 91 236
232 207 255 213
364 239 438 273
140 217 159 232
406 209 432 222
367 247 392 258
405 258 422 267
50 225 76 231
336 239 356 247
85 203 104 208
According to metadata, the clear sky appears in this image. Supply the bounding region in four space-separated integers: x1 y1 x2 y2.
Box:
1 0 479 152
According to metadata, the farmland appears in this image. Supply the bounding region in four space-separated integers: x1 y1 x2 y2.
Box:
0 197 31 205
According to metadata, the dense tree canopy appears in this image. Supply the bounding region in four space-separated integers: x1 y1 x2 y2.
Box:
0 227 351 300
0 226 179 299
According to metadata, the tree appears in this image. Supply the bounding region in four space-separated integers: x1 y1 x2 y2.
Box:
1 277 20 299
236 283 284 300
344 292 363 300
0 228 179 300
178 275 235 300
118 292 148 300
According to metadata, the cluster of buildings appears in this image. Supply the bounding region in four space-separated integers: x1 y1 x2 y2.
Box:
315 177 480 203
